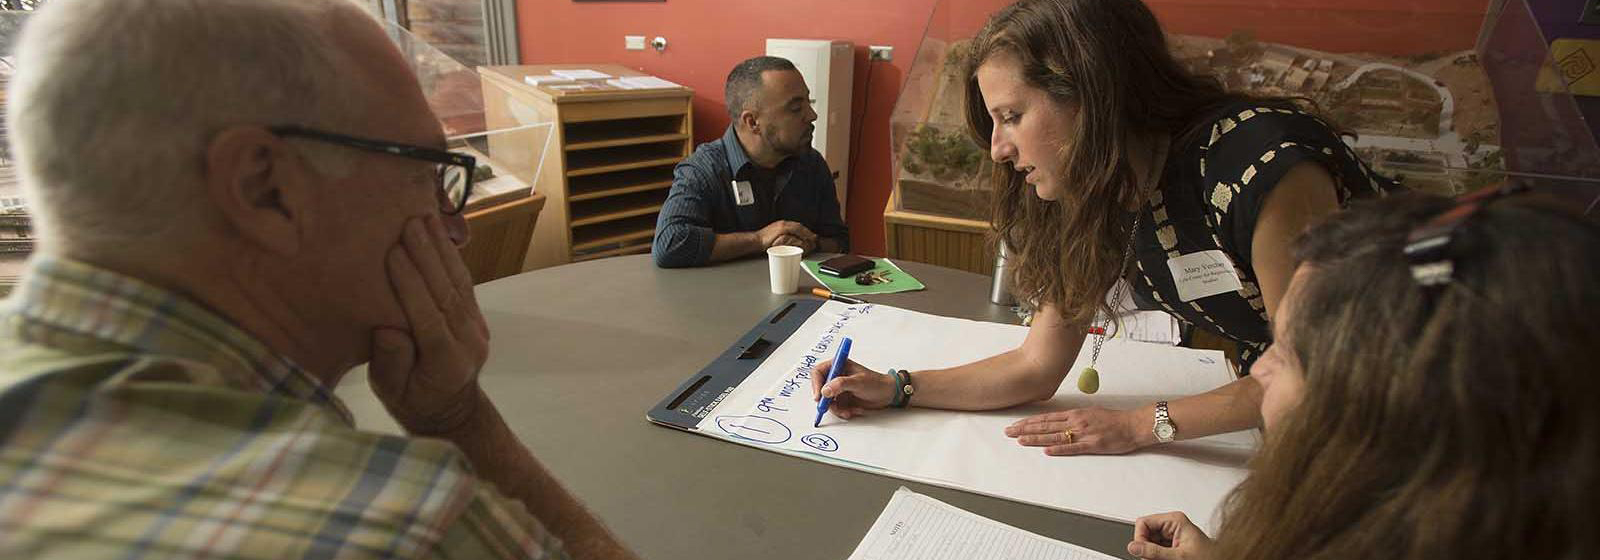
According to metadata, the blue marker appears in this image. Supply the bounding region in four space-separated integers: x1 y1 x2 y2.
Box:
814 337 853 428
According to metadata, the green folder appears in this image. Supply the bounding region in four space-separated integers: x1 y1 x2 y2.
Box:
802 257 925 295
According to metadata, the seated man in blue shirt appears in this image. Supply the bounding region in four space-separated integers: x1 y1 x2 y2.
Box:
652 56 850 268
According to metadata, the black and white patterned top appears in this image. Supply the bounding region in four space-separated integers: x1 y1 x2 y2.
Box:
1128 100 1397 370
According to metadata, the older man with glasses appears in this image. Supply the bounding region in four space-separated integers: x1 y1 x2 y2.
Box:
0 1 637 558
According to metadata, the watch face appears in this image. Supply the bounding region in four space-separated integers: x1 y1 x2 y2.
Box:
1154 422 1176 441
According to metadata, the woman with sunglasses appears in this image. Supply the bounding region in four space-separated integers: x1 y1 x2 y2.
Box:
1126 189 1600 559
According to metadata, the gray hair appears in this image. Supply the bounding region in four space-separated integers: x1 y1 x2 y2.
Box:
8 0 379 251
724 55 797 122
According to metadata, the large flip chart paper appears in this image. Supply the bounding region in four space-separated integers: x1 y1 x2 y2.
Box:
688 301 1256 531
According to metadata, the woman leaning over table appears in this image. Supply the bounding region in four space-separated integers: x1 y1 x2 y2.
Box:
812 0 1395 455
1127 191 1600 560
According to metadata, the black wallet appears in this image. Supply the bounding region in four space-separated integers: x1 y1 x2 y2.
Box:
818 254 874 277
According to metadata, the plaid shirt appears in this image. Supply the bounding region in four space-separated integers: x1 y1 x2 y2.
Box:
0 257 567 559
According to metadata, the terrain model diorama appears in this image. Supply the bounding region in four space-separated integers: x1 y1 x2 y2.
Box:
892 30 1502 222
1172 31 1501 195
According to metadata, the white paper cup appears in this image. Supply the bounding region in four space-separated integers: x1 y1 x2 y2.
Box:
766 245 804 294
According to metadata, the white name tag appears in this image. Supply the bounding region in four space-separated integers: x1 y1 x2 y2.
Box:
1166 250 1245 302
731 180 755 206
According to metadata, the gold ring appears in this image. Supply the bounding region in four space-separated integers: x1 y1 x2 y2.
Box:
1064 430 1074 444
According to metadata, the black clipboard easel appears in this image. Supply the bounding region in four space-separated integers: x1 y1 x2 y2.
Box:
647 298 824 429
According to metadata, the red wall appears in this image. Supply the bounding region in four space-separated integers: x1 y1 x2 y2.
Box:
516 0 1488 257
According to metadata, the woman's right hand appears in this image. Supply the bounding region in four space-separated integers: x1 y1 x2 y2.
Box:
1127 511 1213 560
810 359 898 418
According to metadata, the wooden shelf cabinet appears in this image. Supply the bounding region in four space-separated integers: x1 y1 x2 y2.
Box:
480 64 693 269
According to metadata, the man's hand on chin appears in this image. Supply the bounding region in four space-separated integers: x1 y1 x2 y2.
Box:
367 214 492 437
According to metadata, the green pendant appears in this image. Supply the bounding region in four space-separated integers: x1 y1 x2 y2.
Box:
1077 366 1100 394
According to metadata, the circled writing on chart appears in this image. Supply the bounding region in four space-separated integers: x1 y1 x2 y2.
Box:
715 415 792 444
800 433 839 453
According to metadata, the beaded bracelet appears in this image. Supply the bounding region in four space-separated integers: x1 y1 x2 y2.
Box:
887 369 905 408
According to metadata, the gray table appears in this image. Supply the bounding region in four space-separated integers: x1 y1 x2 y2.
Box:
336 254 1136 559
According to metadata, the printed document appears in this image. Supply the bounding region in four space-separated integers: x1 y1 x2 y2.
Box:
848 487 1119 560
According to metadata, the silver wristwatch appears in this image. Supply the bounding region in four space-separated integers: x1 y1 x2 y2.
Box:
1152 401 1177 443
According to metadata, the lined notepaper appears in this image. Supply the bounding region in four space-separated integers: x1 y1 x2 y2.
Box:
848 488 1120 560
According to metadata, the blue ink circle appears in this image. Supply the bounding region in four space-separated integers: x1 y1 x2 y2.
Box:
800 433 839 453
715 415 792 444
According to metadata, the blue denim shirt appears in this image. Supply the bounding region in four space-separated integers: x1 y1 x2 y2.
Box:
651 125 849 268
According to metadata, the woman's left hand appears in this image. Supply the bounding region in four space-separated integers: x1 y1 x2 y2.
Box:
1003 406 1147 456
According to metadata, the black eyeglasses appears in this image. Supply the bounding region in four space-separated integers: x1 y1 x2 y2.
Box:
269 125 477 215
1403 181 1530 286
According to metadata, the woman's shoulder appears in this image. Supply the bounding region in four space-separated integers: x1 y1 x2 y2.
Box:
1187 100 1345 172
1169 98 1394 267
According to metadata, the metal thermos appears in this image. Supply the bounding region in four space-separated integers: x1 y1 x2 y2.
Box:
990 242 1017 306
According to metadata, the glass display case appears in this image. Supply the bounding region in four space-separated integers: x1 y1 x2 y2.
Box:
387 20 555 282
886 0 1600 272
388 18 553 211
358 0 493 68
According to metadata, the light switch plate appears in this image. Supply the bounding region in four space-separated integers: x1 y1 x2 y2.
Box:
625 35 646 50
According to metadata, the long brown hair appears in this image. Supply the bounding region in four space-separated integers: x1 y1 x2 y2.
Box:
962 0 1242 323
1214 192 1600 559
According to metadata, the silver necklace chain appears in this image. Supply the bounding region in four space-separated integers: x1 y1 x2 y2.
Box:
1076 137 1167 395
1089 212 1141 368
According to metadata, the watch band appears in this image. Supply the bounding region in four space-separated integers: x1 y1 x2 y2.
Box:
889 369 914 408
1153 400 1176 443
901 369 914 407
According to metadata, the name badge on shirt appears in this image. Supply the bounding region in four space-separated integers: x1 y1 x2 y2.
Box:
731 180 755 206
1166 250 1245 302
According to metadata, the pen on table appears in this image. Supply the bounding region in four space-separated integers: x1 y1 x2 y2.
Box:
814 337 853 428
811 287 865 305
